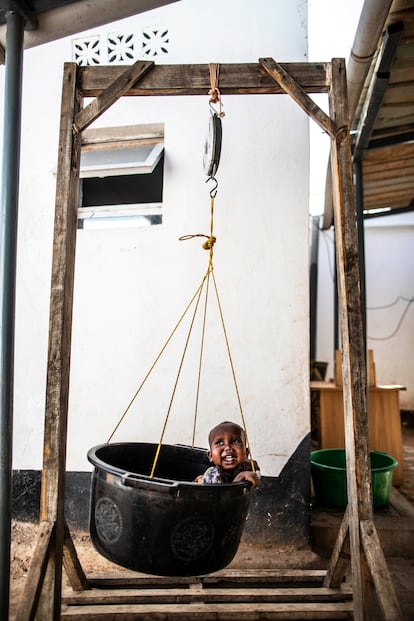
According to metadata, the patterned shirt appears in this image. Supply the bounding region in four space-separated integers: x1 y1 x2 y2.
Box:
196 460 259 484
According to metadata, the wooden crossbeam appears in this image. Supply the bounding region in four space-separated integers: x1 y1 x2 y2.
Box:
60 569 353 620
62 586 353 605
61 601 354 620
86 568 327 589
77 62 331 97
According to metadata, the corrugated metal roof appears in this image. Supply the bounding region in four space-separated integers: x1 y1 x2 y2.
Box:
355 0 414 218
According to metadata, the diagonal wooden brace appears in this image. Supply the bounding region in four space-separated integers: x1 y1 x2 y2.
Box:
15 521 55 621
74 59 154 133
259 57 335 138
15 520 88 620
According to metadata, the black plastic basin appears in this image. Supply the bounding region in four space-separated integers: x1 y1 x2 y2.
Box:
87 442 251 576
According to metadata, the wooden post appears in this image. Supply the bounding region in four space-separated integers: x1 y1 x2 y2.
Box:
328 58 401 621
35 61 82 619
259 56 401 621
328 58 371 620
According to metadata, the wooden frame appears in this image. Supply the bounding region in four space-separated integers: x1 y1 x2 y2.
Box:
15 58 402 620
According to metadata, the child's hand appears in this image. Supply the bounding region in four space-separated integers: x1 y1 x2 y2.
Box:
233 470 261 488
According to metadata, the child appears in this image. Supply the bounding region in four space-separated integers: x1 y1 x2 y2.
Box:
196 421 261 488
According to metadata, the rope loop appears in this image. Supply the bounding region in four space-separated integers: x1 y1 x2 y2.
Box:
179 233 215 251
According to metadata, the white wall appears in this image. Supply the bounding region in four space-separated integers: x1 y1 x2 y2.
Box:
5 0 310 474
316 213 414 409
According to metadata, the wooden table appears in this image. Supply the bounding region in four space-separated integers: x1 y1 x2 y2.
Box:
310 381 405 485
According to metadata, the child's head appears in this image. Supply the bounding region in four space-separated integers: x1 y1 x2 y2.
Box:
207 421 248 472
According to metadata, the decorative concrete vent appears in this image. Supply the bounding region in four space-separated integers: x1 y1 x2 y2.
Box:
73 28 170 65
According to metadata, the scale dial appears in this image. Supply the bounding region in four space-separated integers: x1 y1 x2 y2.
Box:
203 113 222 177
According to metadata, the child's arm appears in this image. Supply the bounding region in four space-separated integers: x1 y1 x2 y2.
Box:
233 470 261 488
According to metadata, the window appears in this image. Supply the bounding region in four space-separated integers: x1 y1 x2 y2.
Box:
78 124 164 229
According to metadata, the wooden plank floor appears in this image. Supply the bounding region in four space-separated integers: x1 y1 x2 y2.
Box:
62 569 353 620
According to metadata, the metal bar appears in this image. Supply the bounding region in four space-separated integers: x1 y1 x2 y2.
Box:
0 9 24 620
309 216 320 361
353 157 367 350
353 23 403 160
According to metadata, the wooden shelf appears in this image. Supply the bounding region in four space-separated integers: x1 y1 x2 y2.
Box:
310 382 405 485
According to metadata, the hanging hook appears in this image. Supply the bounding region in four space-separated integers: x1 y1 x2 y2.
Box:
206 176 218 198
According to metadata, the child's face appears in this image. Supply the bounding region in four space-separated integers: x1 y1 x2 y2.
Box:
208 424 248 471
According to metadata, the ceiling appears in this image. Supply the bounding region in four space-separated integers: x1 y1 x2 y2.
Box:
0 0 180 57
0 0 80 26
353 0 414 219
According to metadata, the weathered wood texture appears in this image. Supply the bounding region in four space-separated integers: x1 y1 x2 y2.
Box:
63 522 89 592
61 602 354 620
360 519 403 621
363 142 414 210
77 62 331 97
328 58 402 621
74 60 153 133
259 58 335 137
328 57 371 621
36 61 83 621
61 569 352 620
15 521 55 621
86 568 327 588
324 508 351 589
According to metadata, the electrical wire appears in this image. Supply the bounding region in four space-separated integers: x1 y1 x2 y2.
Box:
367 295 413 310
368 296 414 341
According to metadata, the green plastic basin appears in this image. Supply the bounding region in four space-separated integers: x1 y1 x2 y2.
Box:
311 448 398 510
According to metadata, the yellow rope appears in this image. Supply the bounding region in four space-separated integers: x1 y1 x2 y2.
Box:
109 179 255 477
150 272 208 477
106 271 210 444
191 269 211 447
211 270 255 473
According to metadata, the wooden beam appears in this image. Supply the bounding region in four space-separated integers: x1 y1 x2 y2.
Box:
323 508 350 589
60 601 354 619
63 522 89 591
62 586 352 605
15 521 55 621
36 62 83 620
328 58 402 621
77 62 331 97
74 60 154 133
360 519 402 620
259 57 335 137
328 57 370 621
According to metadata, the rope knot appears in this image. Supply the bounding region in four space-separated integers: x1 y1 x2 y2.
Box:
202 236 216 250
208 63 225 118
